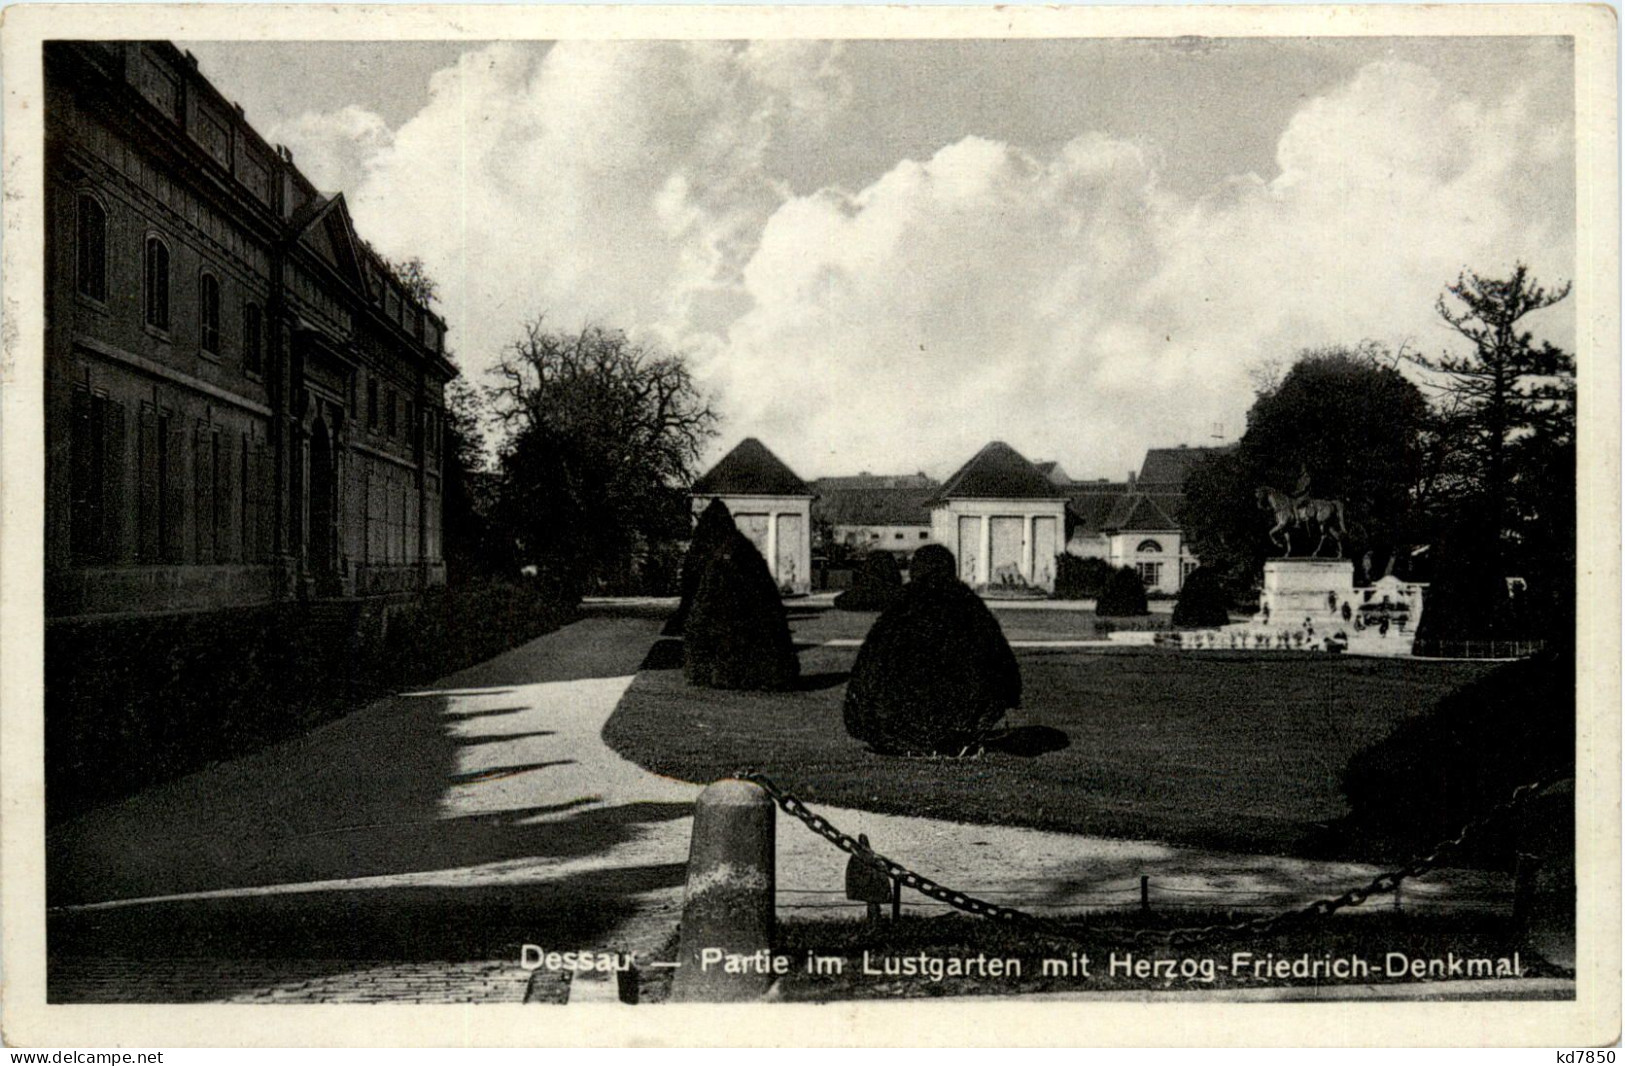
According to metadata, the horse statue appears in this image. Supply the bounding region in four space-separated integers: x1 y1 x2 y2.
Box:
1256 485 1348 558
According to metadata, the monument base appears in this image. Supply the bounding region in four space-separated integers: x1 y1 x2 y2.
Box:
1255 558 1356 629
1152 557 1426 656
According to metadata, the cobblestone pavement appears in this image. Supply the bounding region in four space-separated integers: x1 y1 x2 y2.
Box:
51 957 532 1004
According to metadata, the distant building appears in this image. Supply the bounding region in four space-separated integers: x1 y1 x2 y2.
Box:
1032 460 1073 486
1064 444 1234 594
929 442 1069 592
44 41 456 621
690 437 814 595
810 474 938 552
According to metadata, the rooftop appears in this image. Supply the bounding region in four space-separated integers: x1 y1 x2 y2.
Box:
937 441 1068 502
1136 444 1236 487
691 438 813 498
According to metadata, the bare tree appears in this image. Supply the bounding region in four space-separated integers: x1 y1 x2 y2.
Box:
488 319 719 592
381 256 440 308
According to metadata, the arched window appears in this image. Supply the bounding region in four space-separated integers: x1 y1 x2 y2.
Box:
198 271 221 354
76 194 107 302
1136 539 1163 553
143 235 170 330
242 302 263 376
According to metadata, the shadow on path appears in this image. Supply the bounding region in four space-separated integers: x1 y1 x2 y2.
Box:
47 611 683 1001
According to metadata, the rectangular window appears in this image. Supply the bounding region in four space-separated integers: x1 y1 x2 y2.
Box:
159 411 184 562
70 386 106 562
138 403 159 562
193 423 212 563
240 432 252 562
386 389 397 437
211 428 225 558
144 236 170 331
1136 561 1162 588
199 273 221 354
243 303 263 376
405 399 415 446
366 378 379 430
76 195 107 302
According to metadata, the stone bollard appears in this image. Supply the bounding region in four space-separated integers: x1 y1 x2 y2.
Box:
670 778 776 1002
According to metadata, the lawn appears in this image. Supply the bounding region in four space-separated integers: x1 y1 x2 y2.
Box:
786 603 1161 643
603 608 1500 859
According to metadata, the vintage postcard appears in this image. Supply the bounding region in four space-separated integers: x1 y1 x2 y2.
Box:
1 2 1618 1048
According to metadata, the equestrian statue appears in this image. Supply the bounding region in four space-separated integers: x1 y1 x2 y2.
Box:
1255 468 1348 558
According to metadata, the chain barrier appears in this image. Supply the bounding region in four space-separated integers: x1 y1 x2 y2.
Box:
735 768 1563 949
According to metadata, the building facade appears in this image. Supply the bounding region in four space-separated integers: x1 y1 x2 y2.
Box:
810 474 937 554
690 438 815 595
45 41 457 621
928 442 1069 592
1064 444 1230 593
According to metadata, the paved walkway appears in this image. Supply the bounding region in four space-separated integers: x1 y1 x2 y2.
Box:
48 603 1516 1003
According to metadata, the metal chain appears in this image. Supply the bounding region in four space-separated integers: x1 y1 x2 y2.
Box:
736 769 1050 928
735 768 1563 949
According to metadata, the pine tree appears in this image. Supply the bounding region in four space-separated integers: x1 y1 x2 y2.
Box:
1412 264 1574 561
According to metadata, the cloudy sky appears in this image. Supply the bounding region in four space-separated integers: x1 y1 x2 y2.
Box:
188 36 1576 481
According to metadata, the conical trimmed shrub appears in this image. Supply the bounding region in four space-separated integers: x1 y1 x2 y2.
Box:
1172 567 1230 628
843 550 1020 754
663 498 737 637
906 542 957 586
1096 566 1149 617
834 551 903 611
683 527 799 690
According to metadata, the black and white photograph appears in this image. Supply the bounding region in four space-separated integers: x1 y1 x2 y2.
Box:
2 3 1617 1049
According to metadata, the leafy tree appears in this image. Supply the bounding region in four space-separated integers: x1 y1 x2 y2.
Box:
1242 345 1430 555
1181 345 1431 585
488 320 719 597
440 378 515 580
1180 447 1260 595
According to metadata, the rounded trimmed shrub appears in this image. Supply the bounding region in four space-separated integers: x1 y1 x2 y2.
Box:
906 542 957 586
843 554 1021 755
682 527 800 690
1171 567 1230 628
834 551 903 611
663 498 738 637
1054 554 1113 600
1096 566 1149 617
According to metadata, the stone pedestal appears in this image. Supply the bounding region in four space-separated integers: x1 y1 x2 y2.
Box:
1256 558 1356 628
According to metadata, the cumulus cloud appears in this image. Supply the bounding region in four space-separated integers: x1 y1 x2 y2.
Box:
272 46 1574 480
266 105 393 195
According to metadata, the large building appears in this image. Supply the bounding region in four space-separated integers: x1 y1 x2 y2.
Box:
45 41 456 621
